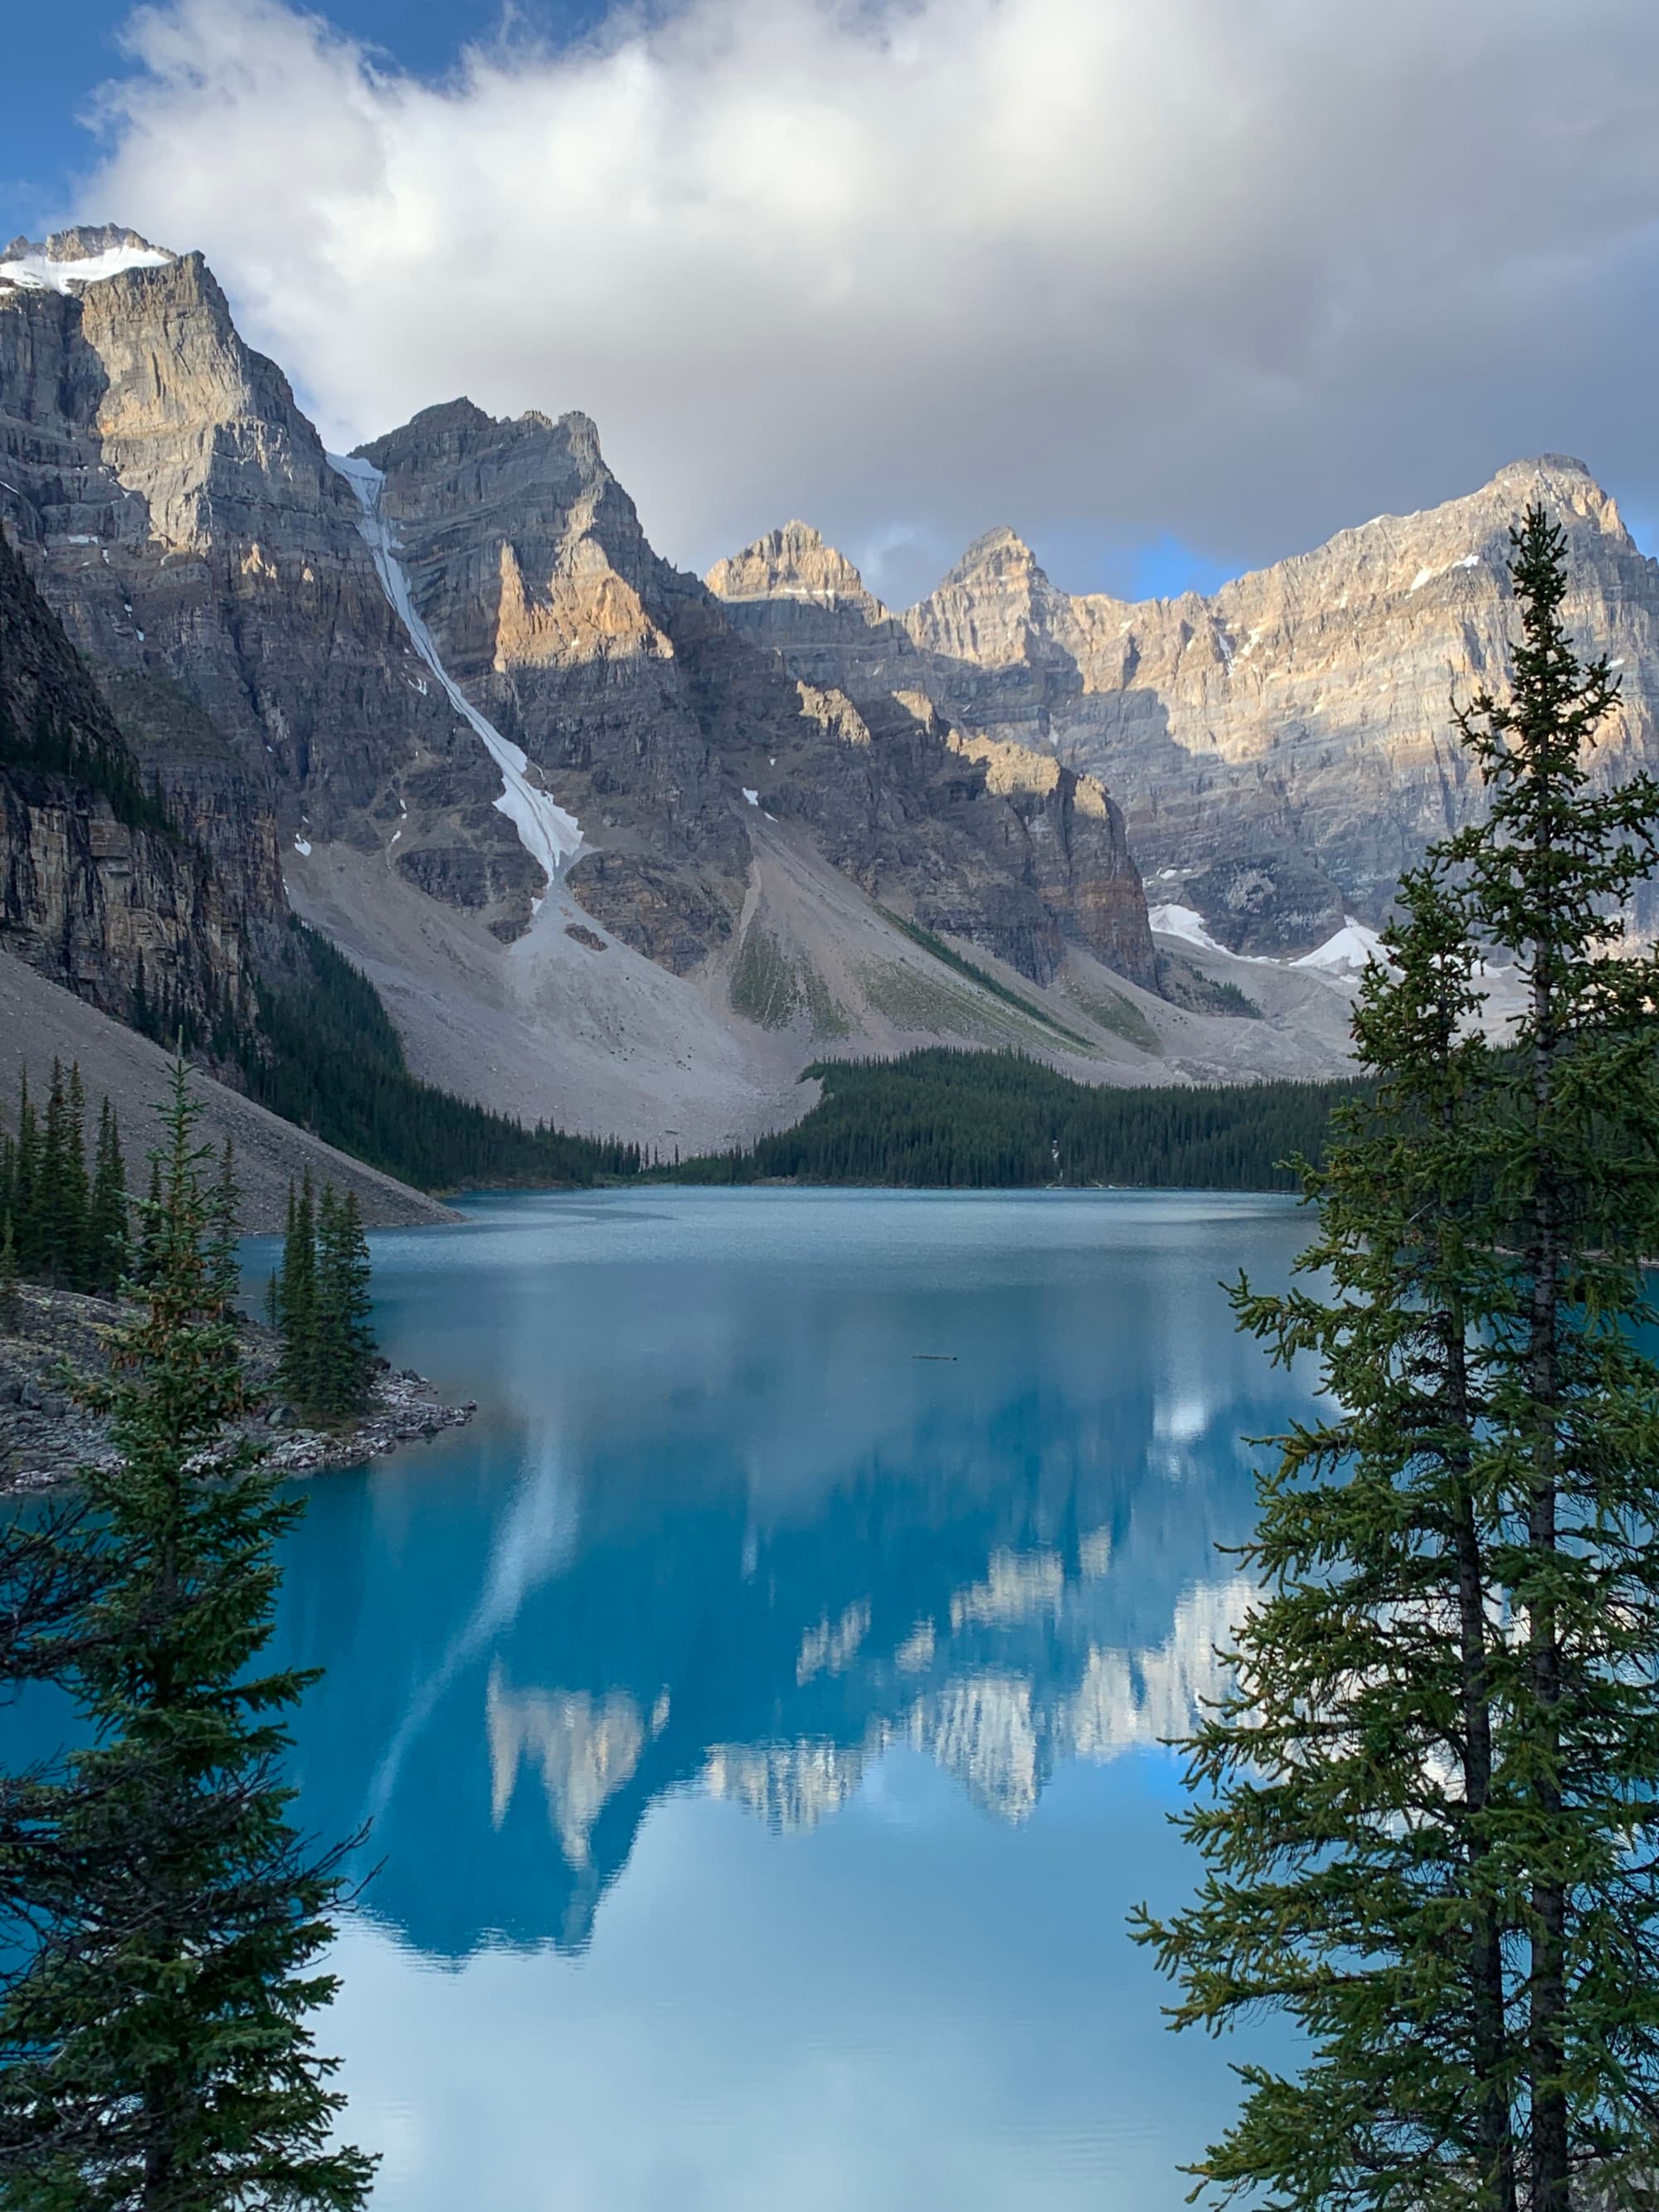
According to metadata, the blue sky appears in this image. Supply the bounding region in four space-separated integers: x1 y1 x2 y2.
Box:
8 0 1659 605
7 2 602 226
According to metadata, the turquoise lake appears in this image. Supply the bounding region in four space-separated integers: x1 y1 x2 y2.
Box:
251 1186 1315 2209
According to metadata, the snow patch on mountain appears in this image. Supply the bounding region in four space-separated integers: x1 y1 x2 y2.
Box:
1152 902 1389 975
0 246 173 294
1147 902 1229 955
327 453 582 884
1291 919 1387 972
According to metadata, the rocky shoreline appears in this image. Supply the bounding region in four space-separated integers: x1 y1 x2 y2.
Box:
0 1282 475 1494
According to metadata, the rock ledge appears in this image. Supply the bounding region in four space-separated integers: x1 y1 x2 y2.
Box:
0 1283 474 1493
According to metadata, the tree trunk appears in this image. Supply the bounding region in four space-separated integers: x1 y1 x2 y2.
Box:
1454 1485 1517 2212
1528 934 1569 2212
1447 1296 1519 2212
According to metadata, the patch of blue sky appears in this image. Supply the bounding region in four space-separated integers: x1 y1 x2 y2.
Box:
6 0 607 224
1126 532 1236 603
1019 521 1238 606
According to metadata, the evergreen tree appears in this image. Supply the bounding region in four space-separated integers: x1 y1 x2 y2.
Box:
207 1140 239 1313
277 1174 318 1407
0 1218 20 1334
311 1189 376 1418
333 1194 376 1412
1134 508 1659 2212
0 1061 375 2210
132 1158 164 1289
64 1065 88 1289
12 1074 39 1280
311 1184 343 1413
34 1064 85 1290
85 1098 129 1299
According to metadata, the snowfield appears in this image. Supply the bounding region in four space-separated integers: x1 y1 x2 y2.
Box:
0 246 173 293
1146 902 1230 955
1291 920 1387 973
1151 903 1388 974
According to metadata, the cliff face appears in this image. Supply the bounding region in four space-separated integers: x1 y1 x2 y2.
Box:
0 233 522 936
0 523 252 1030
907 461 1659 940
359 405 1156 988
714 462 1659 950
0 234 1158 999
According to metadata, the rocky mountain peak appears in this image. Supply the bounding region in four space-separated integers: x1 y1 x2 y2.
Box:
357 396 495 468
552 409 606 467
940 525 1044 589
904 525 1069 672
0 228 175 294
706 521 890 619
1489 454 1631 547
361 400 615 493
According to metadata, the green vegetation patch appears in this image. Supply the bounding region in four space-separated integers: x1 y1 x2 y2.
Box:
876 908 1096 1049
664 1048 1365 1190
854 956 991 1038
1073 988 1162 1054
729 922 800 1028
799 956 851 1040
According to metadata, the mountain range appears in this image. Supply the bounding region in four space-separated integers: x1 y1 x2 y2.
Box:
2 224 1653 1189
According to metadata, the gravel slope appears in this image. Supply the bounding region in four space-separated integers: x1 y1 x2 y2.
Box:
0 955 455 1230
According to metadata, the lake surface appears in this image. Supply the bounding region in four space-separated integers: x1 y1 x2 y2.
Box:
255 1188 1313 2209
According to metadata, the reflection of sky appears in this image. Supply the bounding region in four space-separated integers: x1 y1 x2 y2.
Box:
328 1755 1287 2212
243 1189 1314 2209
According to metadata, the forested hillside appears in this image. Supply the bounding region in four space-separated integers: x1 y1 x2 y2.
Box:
668 1051 1364 1190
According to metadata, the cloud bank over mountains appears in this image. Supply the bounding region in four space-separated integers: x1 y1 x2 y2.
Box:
74 0 1659 603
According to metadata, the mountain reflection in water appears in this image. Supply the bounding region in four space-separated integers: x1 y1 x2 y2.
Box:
264 1188 1311 1963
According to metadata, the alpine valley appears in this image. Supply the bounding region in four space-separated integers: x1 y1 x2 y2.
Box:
2 225 1655 1198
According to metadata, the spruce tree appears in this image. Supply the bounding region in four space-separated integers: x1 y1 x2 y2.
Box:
0 1061 375 2210
277 1174 318 1409
85 1098 129 1300
0 1218 19 1334
133 1159 163 1288
1135 508 1659 2212
332 1192 376 1414
311 1184 343 1414
207 1140 239 1313
12 1075 39 1280
64 1065 88 1289
35 1063 86 1290
311 1189 377 1419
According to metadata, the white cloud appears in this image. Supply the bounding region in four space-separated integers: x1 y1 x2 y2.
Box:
73 0 1659 603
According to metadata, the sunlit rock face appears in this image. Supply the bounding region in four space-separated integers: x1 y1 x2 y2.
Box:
1 234 1165 987
342 397 1164 987
915 460 1659 938
706 522 920 695
707 535 1157 987
358 398 752 969
0 232 526 935
718 461 1659 950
